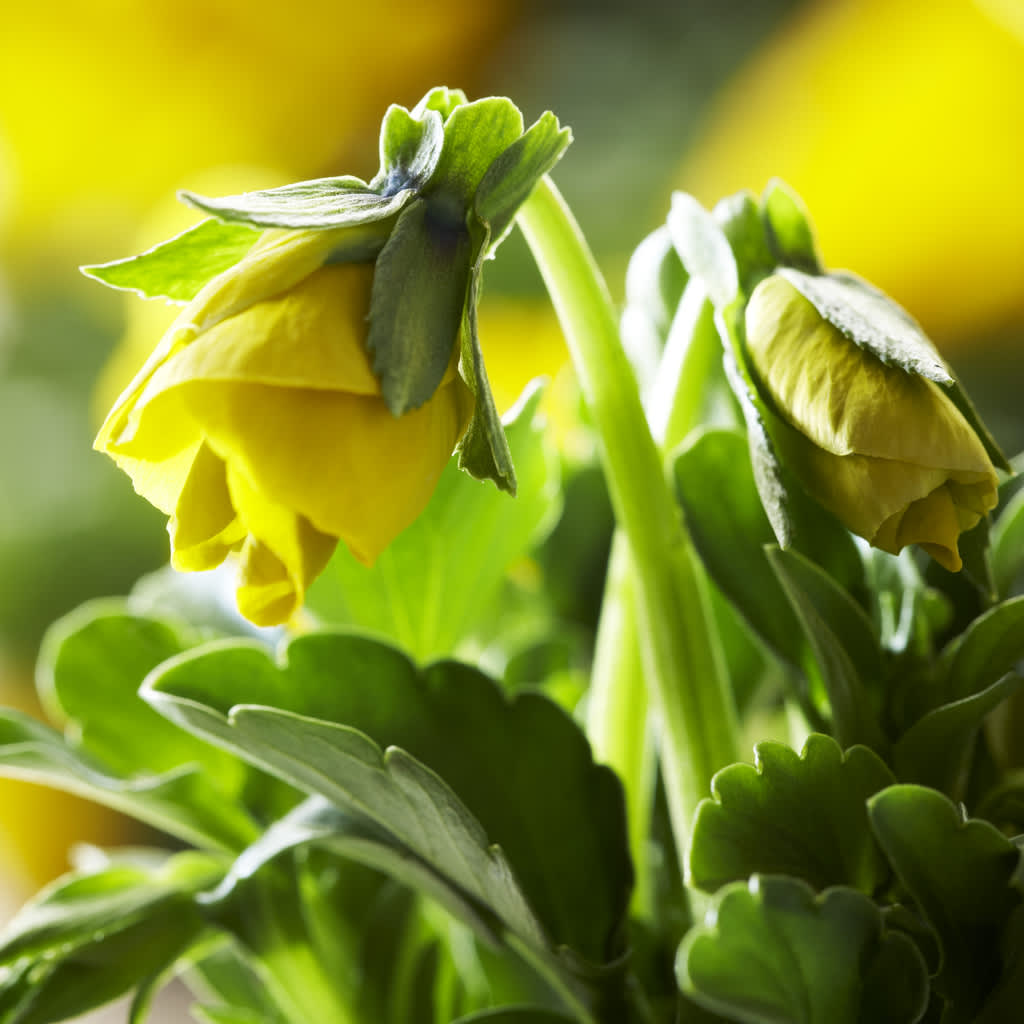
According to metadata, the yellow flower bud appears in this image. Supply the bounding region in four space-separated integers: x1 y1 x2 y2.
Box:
745 275 999 572
95 228 473 626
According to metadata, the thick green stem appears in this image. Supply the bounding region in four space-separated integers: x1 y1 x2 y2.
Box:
517 177 741 869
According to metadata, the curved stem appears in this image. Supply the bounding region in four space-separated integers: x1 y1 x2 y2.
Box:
517 177 741 868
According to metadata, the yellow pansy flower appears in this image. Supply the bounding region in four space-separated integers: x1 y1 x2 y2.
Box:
96 227 473 626
745 274 999 571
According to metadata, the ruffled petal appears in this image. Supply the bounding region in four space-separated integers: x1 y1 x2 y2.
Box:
169 442 246 571
226 464 337 626
188 375 472 564
105 441 202 516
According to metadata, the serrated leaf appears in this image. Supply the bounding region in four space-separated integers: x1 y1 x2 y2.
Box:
143 633 632 969
424 97 525 210
869 784 1023 1014
677 875 929 1024
667 193 739 309
180 175 415 229
673 428 805 669
306 384 557 659
767 547 884 750
0 709 258 852
759 179 821 274
367 197 472 415
941 595 1024 702
689 734 894 895
893 673 1024 794
475 112 571 247
82 218 261 302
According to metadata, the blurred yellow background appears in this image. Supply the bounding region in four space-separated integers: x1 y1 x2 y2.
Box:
1 0 1022 909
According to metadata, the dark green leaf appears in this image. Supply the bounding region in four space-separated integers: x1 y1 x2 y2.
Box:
0 709 258 851
307 384 558 659
677 875 929 1024
992 487 1024 597
667 193 739 309
759 179 821 274
868 784 1022 1014
767 547 885 751
475 111 572 247
893 673 1024 794
82 218 261 302
673 428 804 669
941 595 1024 702
972 902 1024 1023
689 734 894 895
424 97 525 211
143 633 633 967
367 197 471 414
452 1010 575 1023
180 175 415 229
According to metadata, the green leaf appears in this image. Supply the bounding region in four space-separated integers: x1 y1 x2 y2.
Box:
868 784 1022 1014
677 875 929 1024
688 734 895 895
82 218 261 302
992 487 1024 597
452 1011 575 1023
38 600 245 790
367 197 472 415
673 428 804 669
424 97 525 212
667 193 739 309
941 595 1024 702
0 852 220 1024
767 547 885 751
475 111 572 247
306 385 558 659
711 190 775 300
179 175 416 230
759 179 822 274
0 709 258 852
892 672 1024 794
143 633 633 968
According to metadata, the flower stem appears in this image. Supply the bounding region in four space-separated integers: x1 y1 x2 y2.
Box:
517 177 741 869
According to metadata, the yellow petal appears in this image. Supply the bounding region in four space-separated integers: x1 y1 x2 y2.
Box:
746 276 994 474
105 441 202 517
873 484 970 572
188 376 472 564
138 262 381 397
226 464 337 627
169 443 246 571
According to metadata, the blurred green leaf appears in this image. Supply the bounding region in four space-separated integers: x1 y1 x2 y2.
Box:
940 596 1024 702
689 734 894 895
991 487 1024 598
759 179 821 274
452 1011 575 1023
307 386 558 660
869 784 1022 1015
82 218 260 302
667 193 738 309
677 875 928 1024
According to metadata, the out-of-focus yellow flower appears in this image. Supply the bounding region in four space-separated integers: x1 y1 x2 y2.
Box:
745 275 999 571
96 228 473 626
679 0 1024 346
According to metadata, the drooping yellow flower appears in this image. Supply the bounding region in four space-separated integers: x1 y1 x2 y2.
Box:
96 227 473 626
745 275 999 571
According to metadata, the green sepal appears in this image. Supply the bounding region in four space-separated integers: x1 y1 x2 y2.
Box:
81 218 261 302
760 178 822 274
474 110 572 248
412 85 469 122
667 192 739 309
180 175 417 230
367 197 472 415
456 226 517 493
372 104 446 195
711 190 775 300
